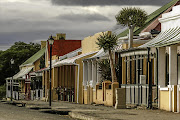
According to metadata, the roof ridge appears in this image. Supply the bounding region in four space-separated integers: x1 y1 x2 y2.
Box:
20 47 46 66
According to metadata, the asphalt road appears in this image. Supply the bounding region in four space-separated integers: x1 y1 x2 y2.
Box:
0 102 75 120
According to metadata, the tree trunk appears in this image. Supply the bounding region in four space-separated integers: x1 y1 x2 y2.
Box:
128 26 134 49
109 50 117 83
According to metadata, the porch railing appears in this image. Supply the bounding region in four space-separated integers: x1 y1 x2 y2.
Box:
121 84 157 106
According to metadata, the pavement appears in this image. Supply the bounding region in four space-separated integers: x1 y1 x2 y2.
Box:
3 100 180 120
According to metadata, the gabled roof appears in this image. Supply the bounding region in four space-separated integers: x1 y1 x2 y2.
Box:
20 47 46 67
118 0 179 38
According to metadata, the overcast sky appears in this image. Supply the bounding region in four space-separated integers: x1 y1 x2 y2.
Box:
0 0 172 50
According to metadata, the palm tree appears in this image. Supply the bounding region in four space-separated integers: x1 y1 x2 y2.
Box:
115 7 147 48
96 32 118 83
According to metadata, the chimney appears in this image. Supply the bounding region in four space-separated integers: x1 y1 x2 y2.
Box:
56 33 66 40
41 41 46 49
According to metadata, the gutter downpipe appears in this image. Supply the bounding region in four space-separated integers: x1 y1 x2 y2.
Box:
156 48 159 106
75 63 80 104
147 47 152 109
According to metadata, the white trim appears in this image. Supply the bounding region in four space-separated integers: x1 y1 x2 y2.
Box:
76 64 80 104
169 85 172 111
158 85 160 109
121 50 148 57
172 85 175 112
177 85 179 113
159 14 180 23
159 87 169 91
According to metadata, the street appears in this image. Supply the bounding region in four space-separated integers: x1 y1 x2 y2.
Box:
0 102 75 120
3 100 180 120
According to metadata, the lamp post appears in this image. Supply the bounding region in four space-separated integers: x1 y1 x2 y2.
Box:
48 35 54 106
10 58 14 101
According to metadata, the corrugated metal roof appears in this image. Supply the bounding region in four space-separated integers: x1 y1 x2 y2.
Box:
139 26 180 48
53 51 97 67
13 66 33 80
20 47 46 67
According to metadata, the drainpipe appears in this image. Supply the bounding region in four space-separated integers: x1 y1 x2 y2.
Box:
75 64 80 104
147 47 152 109
156 48 159 105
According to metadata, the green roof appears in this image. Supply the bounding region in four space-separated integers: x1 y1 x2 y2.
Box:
118 0 179 38
21 47 46 66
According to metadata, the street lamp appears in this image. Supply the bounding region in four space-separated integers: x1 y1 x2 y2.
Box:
10 58 14 101
48 35 54 106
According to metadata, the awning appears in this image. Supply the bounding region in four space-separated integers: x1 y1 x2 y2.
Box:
140 26 180 48
29 67 47 77
53 51 97 67
13 66 34 80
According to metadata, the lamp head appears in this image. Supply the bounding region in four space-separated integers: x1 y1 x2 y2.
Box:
10 58 14 65
48 35 54 45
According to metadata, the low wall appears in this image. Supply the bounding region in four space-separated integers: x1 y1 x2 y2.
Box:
160 88 170 111
52 89 58 101
96 89 103 104
104 89 113 106
93 90 96 103
83 82 119 106
83 90 88 104
159 85 177 112
115 88 126 109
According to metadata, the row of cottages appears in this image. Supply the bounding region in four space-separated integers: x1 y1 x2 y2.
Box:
81 0 180 107
116 0 180 113
6 33 81 100
41 33 82 102
7 0 180 113
6 43 46 100
42 32 107 104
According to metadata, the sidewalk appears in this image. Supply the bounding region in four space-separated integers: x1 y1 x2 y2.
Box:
7 100 180 120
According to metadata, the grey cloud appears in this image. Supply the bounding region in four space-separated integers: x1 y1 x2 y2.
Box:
57 13 111 22
51 0 171 6
0 15 112 50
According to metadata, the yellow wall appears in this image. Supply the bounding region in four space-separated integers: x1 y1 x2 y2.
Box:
45 71 49 98
75 53 96 104
93 91 96 103
81 31 111 54
53 67 58 88
21 81 25 93
178 91 180 112
34 59 40 71
104 89 113 106
83 90 88 104
96 89 103 104
160 90 170 111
